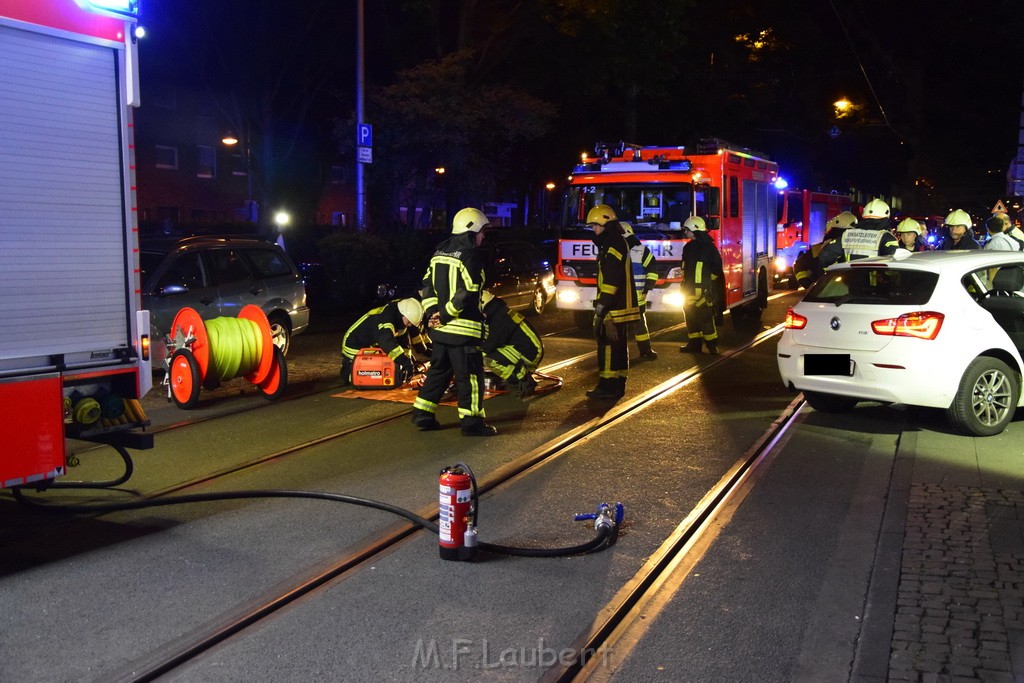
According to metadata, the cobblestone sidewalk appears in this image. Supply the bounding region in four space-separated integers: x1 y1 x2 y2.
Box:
890 484 1024 682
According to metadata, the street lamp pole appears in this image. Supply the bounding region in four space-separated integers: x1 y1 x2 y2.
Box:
355 0 366 230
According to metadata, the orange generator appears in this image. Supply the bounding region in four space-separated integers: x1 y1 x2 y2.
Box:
352 348 408 389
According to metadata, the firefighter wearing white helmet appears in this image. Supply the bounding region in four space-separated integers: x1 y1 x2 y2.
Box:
792 211 858 289
680 215 723 355
818 199 898 267
938 209 981 251
895 217 928 252
413 207 496 436
480 290 544 398
340 298 428 386
621 221 659 361
585 202 640 400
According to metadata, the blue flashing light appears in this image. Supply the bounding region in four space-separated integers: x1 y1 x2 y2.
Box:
774 177 789 190
79 0 139 18
668 160 693 172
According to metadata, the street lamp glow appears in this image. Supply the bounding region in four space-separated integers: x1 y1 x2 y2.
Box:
222 133 239 146
834 98 851 112
274 211 291 228
545 182 556 190
434 167 445 174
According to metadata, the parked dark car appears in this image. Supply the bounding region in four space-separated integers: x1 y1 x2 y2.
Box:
478 239 556 315
140 236 310 365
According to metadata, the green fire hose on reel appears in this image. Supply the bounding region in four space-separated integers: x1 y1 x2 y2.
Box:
165 305 287 409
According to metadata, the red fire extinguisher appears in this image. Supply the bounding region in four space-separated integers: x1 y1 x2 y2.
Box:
439 465 476 561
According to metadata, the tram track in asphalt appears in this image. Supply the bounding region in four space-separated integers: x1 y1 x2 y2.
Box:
111 322 788 682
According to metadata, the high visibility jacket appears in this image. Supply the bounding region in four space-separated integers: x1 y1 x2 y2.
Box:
793 242 826 289
594 223 641 324
818 222 899 267
341 299 427 361
420 233 487 345
625 233 658 304
481 296 543 366
681 231 723 302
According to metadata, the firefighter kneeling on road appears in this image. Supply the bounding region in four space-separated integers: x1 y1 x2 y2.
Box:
585 204 641 400
480 290 543 398
679 216 723 355
340 298 426 385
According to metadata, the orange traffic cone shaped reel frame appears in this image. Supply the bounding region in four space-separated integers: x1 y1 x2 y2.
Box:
166 305 286 409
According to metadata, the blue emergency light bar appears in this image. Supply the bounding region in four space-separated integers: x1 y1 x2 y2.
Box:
79 0 139 18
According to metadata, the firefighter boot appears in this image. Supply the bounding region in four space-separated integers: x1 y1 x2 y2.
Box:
705 342 720 356
586 378 623 400
679 339 702 353
516 373 538 398
637 341 658 361
461 417 497 437
339 358 353 386
411 408 441 431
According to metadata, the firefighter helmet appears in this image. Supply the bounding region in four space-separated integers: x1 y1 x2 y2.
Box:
587 204 618 226
826 211 858 230
895 217 923 235
397 298 424 327
944 209 972 228
862 199 891 219
481 290 494 306
620 221 634 236
683 216 706 232
452 207 491 234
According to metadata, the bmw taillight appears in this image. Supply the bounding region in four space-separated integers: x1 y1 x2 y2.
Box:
871 312 944 340
784 309 808 329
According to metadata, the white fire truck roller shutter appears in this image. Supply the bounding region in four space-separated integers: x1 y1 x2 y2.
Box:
0 23 130 371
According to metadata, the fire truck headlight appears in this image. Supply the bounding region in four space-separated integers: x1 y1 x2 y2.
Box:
557 290 581 304
774 256 788 272
666 267 683 280
662 291 685 309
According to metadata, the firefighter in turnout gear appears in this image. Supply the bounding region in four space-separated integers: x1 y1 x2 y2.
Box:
817 200 898 268
585 204 641 400
340 298 427 385
938 209 981 250
480 290 544 398
793 211 858 289
679 216 723 355
413 207 496 436
622 222 659 361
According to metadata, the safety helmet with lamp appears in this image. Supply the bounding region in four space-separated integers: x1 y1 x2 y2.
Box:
826 211 858 230
895 217 923 235
862 199 891 219
682 216 706 232
944 209 972 228
586 204 617 226
452 207 491 235
397 298 424 327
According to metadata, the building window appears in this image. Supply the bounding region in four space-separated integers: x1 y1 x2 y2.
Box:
197 145 216 178
155 145 178 170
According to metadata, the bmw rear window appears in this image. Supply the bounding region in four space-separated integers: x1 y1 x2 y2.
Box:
803 267 938 306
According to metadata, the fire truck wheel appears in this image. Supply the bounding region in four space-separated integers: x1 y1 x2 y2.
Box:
269 314 291 356
169 348 201 409
258 346 288 401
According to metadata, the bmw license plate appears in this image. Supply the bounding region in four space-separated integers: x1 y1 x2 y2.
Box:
804 354 854 376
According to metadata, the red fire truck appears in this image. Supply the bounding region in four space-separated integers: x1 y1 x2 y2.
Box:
555 139 778 329
0 0 153 488
773 188 853 287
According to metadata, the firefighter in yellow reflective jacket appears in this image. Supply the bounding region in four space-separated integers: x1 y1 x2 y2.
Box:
340 298 427 385
622 222 659 361
480 290 543 397
817 200 898 267
412 207 496 436
793 211 858 289
585 204 641 400
679 216 724 355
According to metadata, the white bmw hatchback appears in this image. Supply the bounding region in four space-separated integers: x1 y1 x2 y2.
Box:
777 250 1024 436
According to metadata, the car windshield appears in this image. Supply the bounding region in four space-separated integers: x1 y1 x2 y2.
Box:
140 250 169 290
804 267 939 306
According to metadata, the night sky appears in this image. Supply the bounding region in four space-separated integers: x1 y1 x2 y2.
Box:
140 0 1024 220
